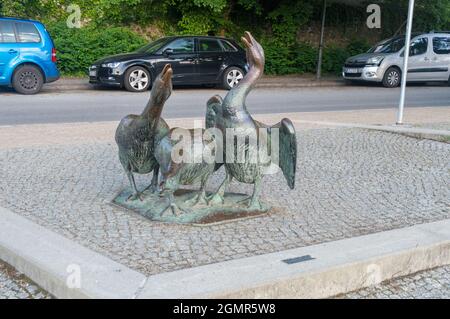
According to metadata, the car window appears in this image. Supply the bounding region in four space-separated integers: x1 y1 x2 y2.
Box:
136 38 169 54
220 40 237 52
369 37 405 53
433 37 450 55
0 20 17 43
199 39 223 52
165 38 194 53
16 22 41 43
409 38 428 56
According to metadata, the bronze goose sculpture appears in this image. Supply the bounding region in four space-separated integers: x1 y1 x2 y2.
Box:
115 64 172 200
154 95 223 215
208 32 297 210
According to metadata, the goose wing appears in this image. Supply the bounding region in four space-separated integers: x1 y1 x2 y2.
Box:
271 118 297 189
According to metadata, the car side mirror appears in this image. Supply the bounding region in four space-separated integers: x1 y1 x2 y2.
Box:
163 48 173 56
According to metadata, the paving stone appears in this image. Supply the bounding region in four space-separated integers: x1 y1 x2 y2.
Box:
0 128 449 275
341 265 450 299
0 261 51 299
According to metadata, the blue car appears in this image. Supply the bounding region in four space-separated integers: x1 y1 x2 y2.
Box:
0 17 59 94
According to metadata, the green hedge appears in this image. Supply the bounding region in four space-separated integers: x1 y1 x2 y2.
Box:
262 38 371 75
48 22 147 75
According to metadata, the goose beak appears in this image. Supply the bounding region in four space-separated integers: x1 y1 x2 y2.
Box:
242 31 254 49
161 64 173 84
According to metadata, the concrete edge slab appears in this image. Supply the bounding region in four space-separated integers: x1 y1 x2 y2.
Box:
0 207 146 299
138 219 450 299
292 119 450 140
1 205 449 299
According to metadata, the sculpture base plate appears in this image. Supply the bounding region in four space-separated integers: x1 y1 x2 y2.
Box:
112 188 270 225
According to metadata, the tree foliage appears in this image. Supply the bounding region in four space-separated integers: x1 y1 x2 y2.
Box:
1 0 449 75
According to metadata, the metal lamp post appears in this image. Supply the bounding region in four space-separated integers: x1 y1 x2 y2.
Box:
316 0 327 80
397 0 415 124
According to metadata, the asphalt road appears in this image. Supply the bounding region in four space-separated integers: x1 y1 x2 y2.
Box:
0 84 449 125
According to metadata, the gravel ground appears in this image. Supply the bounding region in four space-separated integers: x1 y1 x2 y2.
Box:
340 265 450 299
0 261 51 299
0 128 449 276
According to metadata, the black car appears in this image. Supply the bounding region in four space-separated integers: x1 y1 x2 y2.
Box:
89 36 248 92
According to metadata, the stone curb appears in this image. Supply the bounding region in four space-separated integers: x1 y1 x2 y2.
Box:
46 78 344 91
292 119 450 143
0 207 146 299
138 220 450 298
0 205 449 298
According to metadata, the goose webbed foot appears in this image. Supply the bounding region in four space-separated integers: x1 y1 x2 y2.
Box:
160 192 187 216
127 192 144 201
160 202 186 217
143 167 160 194
186 191 208 206
248 198 263 211
143 183 159 194
207 193 225 206
126 171 143 201
237 196 251 205
245 177 263 210
170 203 186 216
236 196 263 210
207 171 232 206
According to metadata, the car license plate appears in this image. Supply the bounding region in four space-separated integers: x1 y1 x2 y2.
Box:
89 70 97 77
345 68 359 73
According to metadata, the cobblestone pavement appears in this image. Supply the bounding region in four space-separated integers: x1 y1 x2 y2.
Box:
412 122 450 131
340 265 450 299
0 261 51 299
0 128 449 275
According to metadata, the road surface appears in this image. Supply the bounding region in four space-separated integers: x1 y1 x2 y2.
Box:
0 85 449 125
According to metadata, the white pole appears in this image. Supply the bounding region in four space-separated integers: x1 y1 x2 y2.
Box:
397 0 415 124
316 0 327 80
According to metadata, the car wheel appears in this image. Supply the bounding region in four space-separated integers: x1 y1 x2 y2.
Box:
382 67 401 88
12 65 44 95
223 67 244 90
124 66 151 92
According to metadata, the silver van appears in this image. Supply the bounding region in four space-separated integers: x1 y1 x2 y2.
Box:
342 32 450 87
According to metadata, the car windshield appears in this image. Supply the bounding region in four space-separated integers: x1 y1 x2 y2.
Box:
368 37 405 53
136 38 170 54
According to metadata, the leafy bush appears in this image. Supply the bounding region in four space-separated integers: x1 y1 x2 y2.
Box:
346 38 371 56
47 22 147 75
262 39 369 76
322 46 349 74
261 39 298 75
293 43 318 74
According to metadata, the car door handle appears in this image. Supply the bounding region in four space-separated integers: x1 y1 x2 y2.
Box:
8 49 18 54
179 58 196 65
423 57 430 61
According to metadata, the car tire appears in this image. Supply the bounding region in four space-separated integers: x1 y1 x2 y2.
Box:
124 66 151 92
12 65 44 95
382 67 401 88
222 67 244 90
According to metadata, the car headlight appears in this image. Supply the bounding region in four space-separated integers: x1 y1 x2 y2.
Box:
366 56 384 65
102 62 121 68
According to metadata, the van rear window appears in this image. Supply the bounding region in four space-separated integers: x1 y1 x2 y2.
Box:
16 22 41 43
0 21 17 43
433 37 450 55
